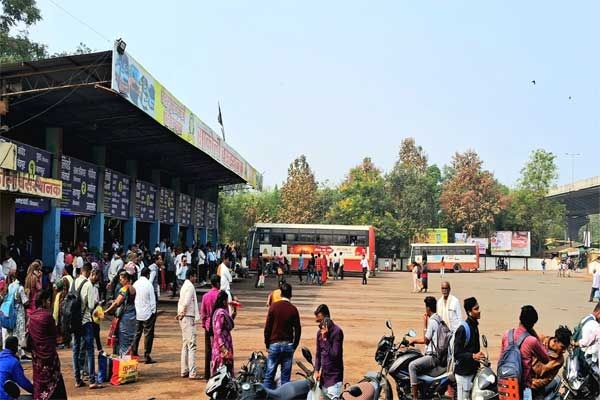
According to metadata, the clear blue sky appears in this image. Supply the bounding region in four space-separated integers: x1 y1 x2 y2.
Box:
29 1 599 189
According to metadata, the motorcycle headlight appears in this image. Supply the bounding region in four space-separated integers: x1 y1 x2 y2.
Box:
477 370 495 389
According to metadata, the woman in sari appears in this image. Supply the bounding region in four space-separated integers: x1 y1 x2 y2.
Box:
28 287 67 399
210 290 237 375
104 271 137 355
24 260 42 317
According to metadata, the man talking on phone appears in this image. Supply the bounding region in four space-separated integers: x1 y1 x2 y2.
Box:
312 304 344 399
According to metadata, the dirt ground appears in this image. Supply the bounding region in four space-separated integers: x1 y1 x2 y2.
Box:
21 269 593 399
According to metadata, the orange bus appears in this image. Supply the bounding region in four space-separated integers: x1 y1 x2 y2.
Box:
246 223 375 273
410 243 479 272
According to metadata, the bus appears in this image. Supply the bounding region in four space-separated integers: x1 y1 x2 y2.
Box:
246 223 375 273
409 243 479 272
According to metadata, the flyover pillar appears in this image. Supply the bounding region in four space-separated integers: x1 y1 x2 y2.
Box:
567 215 589 244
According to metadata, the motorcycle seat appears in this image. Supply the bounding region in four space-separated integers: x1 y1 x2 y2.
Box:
257 379 310 399
419 366 448 381
343 381 376 400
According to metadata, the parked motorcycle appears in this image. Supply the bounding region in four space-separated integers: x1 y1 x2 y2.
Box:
560 348 600 399
468 335 497 400
377 321 450 400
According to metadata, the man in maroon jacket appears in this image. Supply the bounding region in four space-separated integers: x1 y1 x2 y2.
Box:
313 304 344 399
263 282 302 389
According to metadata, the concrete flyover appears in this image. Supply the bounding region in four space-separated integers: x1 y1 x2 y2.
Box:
547 176 600 241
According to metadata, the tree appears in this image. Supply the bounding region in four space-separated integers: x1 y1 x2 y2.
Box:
278 155 318 223
439 150 506 237
0 0 47 63
505 149 566 255
387 138 442 248
327 158 399 256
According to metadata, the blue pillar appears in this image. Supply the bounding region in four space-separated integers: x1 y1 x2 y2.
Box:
150 221 160 249
124 217 137 249
42 206 60 267
186 227 194 248
170 224 180 247
199 227 207 245
212 229 218 245
90 212 104 252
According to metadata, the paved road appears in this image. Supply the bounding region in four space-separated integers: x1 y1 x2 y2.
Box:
45 269 590 399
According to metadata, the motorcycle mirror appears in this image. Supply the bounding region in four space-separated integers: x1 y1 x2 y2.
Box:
386 320 393 330
408 329 417 338
347 386 363 397
301 346 313 365
482 335 488 348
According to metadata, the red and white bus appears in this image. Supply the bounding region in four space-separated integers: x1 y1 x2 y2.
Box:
246 223 375 273
409 243 479 272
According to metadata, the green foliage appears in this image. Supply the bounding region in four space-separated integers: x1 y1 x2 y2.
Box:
505 149 566 255
278 155 318 223
387 138 442 249
0 0 47 63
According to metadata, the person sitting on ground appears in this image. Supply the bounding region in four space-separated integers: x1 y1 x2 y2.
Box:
530 326 572 399
0 336 33 399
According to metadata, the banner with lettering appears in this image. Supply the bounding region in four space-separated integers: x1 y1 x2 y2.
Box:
135 180 157 222
104 168 131 219
60 155 98 214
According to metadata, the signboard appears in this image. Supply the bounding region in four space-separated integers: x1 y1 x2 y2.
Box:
490 231 512 251
454 233 467 243
8 140 53 211
111 43 262 189
193 198 205 228
467 237 489 255
490 231 531 256
510 231 531 257
159 187 176 224
177 193 192 226
135 180 157 222
0 169 62 198
104 168 130 219
420 228 448 244
205 201 217 230
60 155 98 214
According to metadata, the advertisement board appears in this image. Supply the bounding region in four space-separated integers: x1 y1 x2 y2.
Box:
193 198 205 228
135 180 157 222
510 231 531 257
111 44 262 189
421 228 448 244
467 237 489 255
8 140 53 211
60 155 98 214
104 168 130 219
490 231 512 252
0 169 62 199
159 187 176 224
205 201 217 230
454 233 468 243
177 193 192 226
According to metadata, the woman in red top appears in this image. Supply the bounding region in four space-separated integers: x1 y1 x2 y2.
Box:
320 254 328 284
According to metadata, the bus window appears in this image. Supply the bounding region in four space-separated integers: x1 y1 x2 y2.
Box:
319 234 332 244
259 232 270 244
284 233 296 242
298 233 316 243
465 246 475 255
332 235 349 245
356 235 367 245
271 234 282 247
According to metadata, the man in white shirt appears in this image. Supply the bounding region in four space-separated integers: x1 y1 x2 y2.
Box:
132 267 157 364
148 254 163 301
437 281 462 332
590 269 600 302
176 269 200 379
1 256 16 279
579 303 600 362
72 262 101 388
219 254 233 310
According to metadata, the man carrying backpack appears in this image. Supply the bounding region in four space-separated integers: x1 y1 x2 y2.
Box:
407 296 448 400
498 305 549 400
453 297 485 400
71 262 102 389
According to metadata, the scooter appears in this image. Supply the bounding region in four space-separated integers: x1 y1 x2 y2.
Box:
381 321 450 399
560 349 600 400
468 335 497 400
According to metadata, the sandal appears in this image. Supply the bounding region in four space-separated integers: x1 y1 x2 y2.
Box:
89 383 104 389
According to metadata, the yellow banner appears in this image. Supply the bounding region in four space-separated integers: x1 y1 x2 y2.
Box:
0 168 62 199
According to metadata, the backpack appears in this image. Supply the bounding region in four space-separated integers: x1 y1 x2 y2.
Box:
447 321 471 381
431 314 452 365
60 279 87 337
572 315 595 361
497 329 529 399
0 283 18 330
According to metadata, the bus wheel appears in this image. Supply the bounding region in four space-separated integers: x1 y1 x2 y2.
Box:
453 264 462 273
